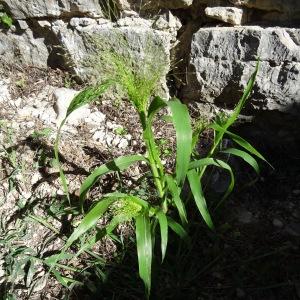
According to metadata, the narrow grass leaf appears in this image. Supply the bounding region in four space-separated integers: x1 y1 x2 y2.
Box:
224 60 259 129
65 197 116 249
211 123 269 163
44 253 74 265
221 148 260 174
79 155 147 204
189 158 235 203
136 211 152 298
166 175 188 225
156 210 168 262
167 217 188 240
208 61 259 158
187 169 214 229
66 81 112 117
51 269 69 288
148 96 167 121
168 98 193 186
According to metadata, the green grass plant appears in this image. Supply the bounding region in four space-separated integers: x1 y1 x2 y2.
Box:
52 41 268 298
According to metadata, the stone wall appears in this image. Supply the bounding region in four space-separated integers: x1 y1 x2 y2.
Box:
0 0 299 117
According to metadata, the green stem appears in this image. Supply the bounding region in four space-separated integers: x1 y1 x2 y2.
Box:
54 118 70 204
141 114 165 199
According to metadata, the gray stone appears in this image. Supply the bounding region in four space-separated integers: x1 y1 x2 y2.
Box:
0 79 10 103
3 0 103 19
184 26 300 112
159 0 193 9
50 18 171 97
52 87 91 126
237 209 254 224
229 0 299 13
205 6 245 25
273 218 284 228
0 28 48 68
229 0 300 23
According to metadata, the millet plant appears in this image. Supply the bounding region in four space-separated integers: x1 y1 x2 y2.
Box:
52 32 269 298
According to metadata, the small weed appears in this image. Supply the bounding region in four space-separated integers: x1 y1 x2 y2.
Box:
30 128 52 139
15 78 27 90
114 126 127 136
0 11 13 28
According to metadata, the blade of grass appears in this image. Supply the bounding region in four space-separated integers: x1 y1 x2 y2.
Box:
187 169 214 229
54 81 113 203
167 217 189 240
189 158 235 208
156 210 168 262
166 175 188 226
221 148 260 174
79 155 147 206
136 211 152 299
168 98 193 186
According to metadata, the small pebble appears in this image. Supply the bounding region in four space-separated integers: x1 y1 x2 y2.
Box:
272 218 284 228
292 189 300 195
236 288 246 298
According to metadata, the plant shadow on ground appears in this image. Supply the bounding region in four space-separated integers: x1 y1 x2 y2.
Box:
69 116 300 300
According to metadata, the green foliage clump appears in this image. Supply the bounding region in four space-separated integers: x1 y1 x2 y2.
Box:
0 12 13 28
52 33 269 298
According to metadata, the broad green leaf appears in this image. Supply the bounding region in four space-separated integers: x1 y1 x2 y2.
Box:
136 211 152 298
168 98 193 186
187 169 214 229
44 253 74 266
166 175 188 225
51 269 69 288
74 193 147 256
167 217 188 240
156 210 168 262
65 197 116 249
79 155 147 204
148 96 167 121
221 148 260 174
66 81 112 117
189 158 235 203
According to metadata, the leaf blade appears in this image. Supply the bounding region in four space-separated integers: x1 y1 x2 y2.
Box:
168 98 193 186
79 155 147 204
136 212 152 298
187 169 214 229
221 148 260 174
166 175 188 225
156 210 168 262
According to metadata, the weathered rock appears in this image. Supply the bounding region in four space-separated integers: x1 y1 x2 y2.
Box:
152 11 182 42
205 6 245 25
229 0 299 13
159 0 193 9
0 79 10 103
184 26 300 112
0 28 48 68
3 0 103 19
229 0 300 23
49 17 171 97
53 88 83 125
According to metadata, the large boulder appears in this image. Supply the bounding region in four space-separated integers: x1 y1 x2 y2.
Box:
2 0 103 19
229 0 300 13
0 28 48 68
184 26 300 112
47 17 171 96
